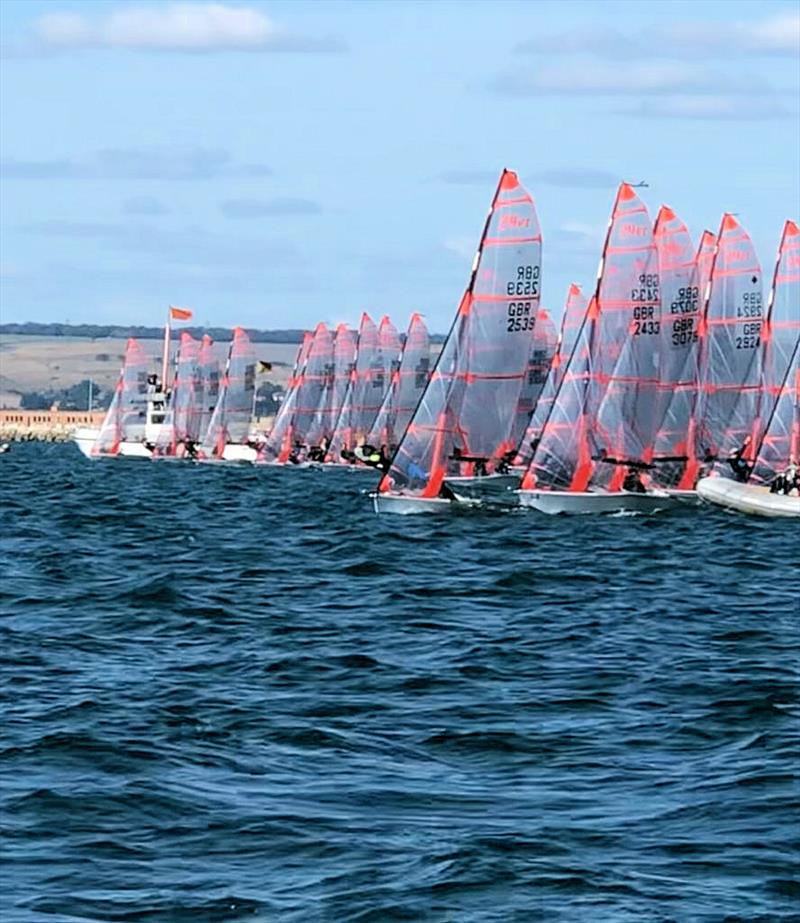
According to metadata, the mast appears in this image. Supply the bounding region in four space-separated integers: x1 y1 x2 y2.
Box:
161 306 172 392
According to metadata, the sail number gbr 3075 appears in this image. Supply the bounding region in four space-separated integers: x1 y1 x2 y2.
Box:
506 265 540 333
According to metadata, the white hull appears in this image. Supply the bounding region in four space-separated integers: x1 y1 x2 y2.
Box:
72 427 100 458
517 488 672 515
697 477 800 518
444 473 521 506
664 488 700 505
222 444 257 464
372 492 454 515
72 428 153 460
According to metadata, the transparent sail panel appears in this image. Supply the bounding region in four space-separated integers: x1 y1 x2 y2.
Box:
368 313 430 451
759 220 800 442
752 338 800 482
650 221 716 488
590 184 661 489
381 169 542 497
510 309 558 450
200 327 257 457
94 338 150 455
260 332 315 461
197 335 220 445
516 284 587 466
522 298 597 490
155 332 200 455
329 313 380 459
695 214 764 465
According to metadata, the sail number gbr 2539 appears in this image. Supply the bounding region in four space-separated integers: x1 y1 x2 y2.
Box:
506 265 540 333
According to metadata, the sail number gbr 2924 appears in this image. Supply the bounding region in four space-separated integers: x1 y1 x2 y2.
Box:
506 265 540 332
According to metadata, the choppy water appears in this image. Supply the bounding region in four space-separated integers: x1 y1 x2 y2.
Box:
1 443 798 922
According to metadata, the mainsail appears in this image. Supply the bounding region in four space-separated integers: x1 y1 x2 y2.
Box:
650 216 716 489
200 327 257 458
695 214 764 465
328 313 382 459
367 313 430 451
258 330 316 463
197 335 220 445
379 168 542 498
510 308 558 452
588 183 661 491
751 337 800 483
521 297 597 490
94 338 150 455
516 283 587 466
310 324 358 449
757 220 800 445
154 332 200 456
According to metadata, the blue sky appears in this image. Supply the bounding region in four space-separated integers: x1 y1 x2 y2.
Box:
1 0 798 332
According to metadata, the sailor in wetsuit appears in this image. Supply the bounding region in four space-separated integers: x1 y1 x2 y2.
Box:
622 469 647 493
727 436 753 482
770 461 799 496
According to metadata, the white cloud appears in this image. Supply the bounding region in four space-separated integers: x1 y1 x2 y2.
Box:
491 60 774 97
622 95 793 120
30 3 344 53
514 12 800 58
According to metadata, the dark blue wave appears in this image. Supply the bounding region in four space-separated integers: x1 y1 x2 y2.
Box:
1 443 798 922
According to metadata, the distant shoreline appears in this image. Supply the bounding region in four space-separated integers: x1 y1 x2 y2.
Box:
0 322 307 344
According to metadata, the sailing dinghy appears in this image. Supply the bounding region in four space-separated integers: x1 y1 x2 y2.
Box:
697 220 800 517
698 337 799 517
153 332 200 459
198 327 257 463
257 323 332 465
374 169 542 512
517 183 670 514
76 338 156 459
649 221 716 498
364 312 430 459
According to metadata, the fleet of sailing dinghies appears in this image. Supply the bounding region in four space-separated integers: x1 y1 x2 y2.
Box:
71 171 798 518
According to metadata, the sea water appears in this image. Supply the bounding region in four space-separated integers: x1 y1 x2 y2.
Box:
1 443 798 921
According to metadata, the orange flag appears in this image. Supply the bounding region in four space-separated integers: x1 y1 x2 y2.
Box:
170 306 193 321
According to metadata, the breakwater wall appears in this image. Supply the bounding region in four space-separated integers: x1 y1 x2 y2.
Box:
0 410 107 443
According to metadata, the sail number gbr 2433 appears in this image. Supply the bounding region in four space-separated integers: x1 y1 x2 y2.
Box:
506 265 540 332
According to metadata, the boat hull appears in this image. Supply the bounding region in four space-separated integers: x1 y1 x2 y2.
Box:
697 477 800 518
221 444 257 464
372 492 454 514
72 427 100 458
517 489 671 515
443 473 521 506
664 488 700 505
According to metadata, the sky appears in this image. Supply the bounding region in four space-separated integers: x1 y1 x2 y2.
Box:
1 0 798 334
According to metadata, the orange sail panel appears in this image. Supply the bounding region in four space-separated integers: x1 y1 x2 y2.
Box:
94 338 150 456
380 168 542 497
752 338 799 482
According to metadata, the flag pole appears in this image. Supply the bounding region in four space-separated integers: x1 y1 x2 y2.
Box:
161 305 172 393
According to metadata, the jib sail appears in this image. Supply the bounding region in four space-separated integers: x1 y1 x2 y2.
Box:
379 168 542 498
511 307 558 453
367 313 430 451
200 327 257 458
94 338 150 455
